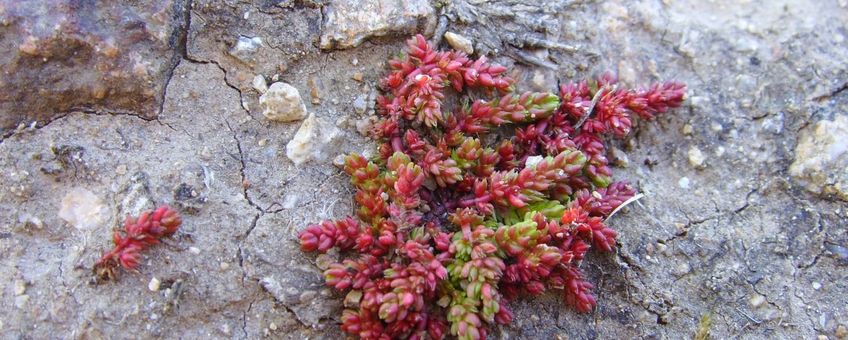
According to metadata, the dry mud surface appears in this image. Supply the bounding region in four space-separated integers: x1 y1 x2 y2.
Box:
1 0 847 339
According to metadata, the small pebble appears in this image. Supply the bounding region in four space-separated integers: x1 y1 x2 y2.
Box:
332 154 346 169
259 82 308 122
252 75 268 94
351 57 359 66
710 122 723 132
836 325 846 339
818 335 828 340
189 247 201 255
673 262 691 276
308 77 321 105
609 147 630 167
688 146 706 169
220 262 230 270
682 124 694 135
655 242 668 254
812 282 822 290
355 116 375 136
678 177 691 189
749 294 765 307
269 322 278 331
444 31 474 54
115 164 128 175
148 277 161 292
352 72 364 82
257 138 269 147
353 95 367 114
13 280 26 295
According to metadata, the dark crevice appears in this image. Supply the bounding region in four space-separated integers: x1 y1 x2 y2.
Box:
734 187 759 214
277 303 311 329
748 280 783 312
241 298 256 338
224 119 263 213
158 0 193 118
6 109 179 141
812 81 848 101
236 212 262 286
183 57 253 119
797 237 826 270
798 213 827 270
178 2 252 120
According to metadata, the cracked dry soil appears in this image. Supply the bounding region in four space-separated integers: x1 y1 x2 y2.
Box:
1 0 847 339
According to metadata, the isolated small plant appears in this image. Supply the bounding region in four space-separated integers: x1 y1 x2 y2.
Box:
94 205 182 281
298 35 685 339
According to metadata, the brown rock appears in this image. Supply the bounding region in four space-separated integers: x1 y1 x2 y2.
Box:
0 0 187 134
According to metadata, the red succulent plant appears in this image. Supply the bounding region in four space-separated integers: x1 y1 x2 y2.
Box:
298 34 686 339
94 205 182 281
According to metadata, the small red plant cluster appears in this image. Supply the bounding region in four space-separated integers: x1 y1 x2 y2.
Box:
94 205 182 281
299 35 685 339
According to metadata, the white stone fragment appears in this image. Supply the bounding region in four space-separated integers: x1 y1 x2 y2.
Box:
286 113 341 165
678 177 691 189
259 82 308 122
58 187 107 231
252 75 268 94
148 277 161 292
688 146 706 169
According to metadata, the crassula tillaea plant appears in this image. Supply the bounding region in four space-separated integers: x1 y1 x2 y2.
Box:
94 205 182 281
298 35 686 339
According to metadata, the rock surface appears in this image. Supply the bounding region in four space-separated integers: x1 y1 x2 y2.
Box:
790 115 848 200
0 0 187 134
0 0 847 339
319 0 437 49
259 82 308 122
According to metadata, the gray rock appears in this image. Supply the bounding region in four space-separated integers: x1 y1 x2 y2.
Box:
319 0 436 49
789 115 848 200
259 82 308 122
0 0 187 133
